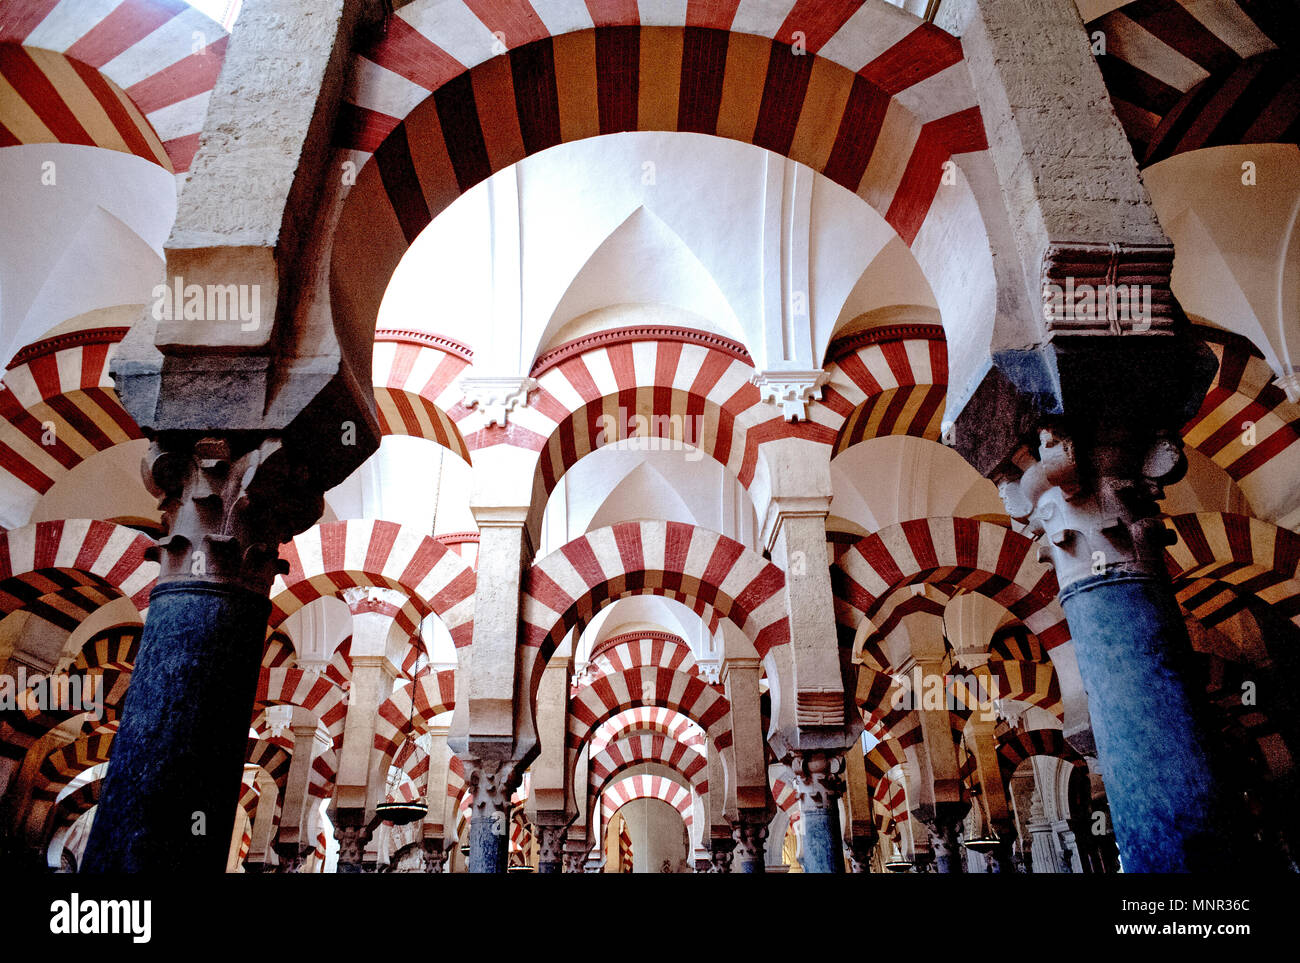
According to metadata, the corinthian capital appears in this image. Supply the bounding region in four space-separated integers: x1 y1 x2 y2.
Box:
787 749 846 808
142 433 324 594
997 424 1185 590
462 756 516 817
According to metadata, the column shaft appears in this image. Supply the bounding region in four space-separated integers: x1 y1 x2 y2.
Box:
82 583 268 871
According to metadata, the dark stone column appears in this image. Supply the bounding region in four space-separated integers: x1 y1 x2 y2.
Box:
82 436 322 872
730 811 768 873
1000 424 1257 872
536 823 566 874
463 757 514 874
788 750 846 873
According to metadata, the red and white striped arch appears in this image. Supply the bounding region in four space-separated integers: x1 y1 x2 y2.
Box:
852 583 951 670
1180 330 1300 483
271 520 477 648
3 0 231 173
818 325 949 457
522 522 787 696
513 331 808 494
588 706 706 757
371 331 473 463
582 631 701 684
770 773 799 826
1164 511 1300 632
833 517 1070 652
332 5 989 348
36 719 117 801
600 771 693 835
253 666 349 761
0 329 141 509
568 664 732 754
588 732 709 800
0 519 157 617
372 667 457 763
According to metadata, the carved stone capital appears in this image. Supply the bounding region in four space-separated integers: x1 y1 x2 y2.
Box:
536 823 567 865
787 749 847 809
462 756 516 818
459 376 537 427
708 838 735 874
997 424 1186 590
142 433 324 595
846 835 877 873
730 812 769 862
563 850 587 874
272 840 305 874
333 810 371 869
750 370 829 421
421 838 447 874
921 817 964 874
1276 370 1300 405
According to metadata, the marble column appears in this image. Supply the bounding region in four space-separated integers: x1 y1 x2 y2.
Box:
787 749 846 873
1000 425 1254 871
922 815 965 874
82 436 322 872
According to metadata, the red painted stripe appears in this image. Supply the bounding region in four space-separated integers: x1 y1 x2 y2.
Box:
0 45 94 146
125 34 228 114
595 24 639 133
464 0 549 48
0 0 62 43
685 0 742 30
363 14 465 92
587 0 640 27
65 55 159 163
66 0 188 70
775 0 861 53
860 24 962 95
161 130 199 169
887 107 987 246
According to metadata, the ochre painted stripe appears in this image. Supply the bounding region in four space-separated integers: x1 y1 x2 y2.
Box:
714 31 769 144
0 45 93 145
637 27 682 133
787 52 855 174
552 29 600 143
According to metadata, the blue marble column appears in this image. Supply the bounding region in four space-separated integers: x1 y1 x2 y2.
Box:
1060 571 1241 871
82 581 270 872
790 750 846 873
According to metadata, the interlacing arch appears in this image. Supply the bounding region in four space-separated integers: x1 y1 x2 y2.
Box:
833 517 1071 652
588 706 706 756
371 331 474 463
272 520 477 648
519 330 814 495
818 325 949 457
332 8 989 338
1164 511 1300 632
34 719 117 803
567 664 733 755
0 1 231 173
582 631 700 683
1181 328 1300 483
0 330 141 503
522 520 787 698
372 667 457 763
600 772 694 838
587 732 709 801
0 519 157 617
